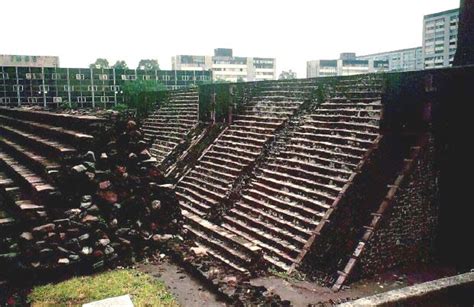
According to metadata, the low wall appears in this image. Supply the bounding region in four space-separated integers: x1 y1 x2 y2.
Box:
339 272 474 307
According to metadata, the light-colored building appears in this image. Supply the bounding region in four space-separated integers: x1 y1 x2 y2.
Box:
422 8 459 69
357 47 423 72
172 48 276 82
307 53 388 78
0 54 59 67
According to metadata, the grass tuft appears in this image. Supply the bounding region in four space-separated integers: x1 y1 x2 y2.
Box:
28 268 177 306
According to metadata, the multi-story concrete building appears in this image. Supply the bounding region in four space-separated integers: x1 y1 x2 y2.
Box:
0 55 60 68
307 53 388 78
0 66 212 108
357 47 423 72
423 8 459 69
172 48 276 82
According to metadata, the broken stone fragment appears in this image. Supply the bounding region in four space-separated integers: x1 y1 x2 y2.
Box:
84 151 96 162
104 245 115 255
82 247 93 255
58 258 70 265
127 120 137 130
152 234 173 243
99 181 111 190
139 149 152 160
33 223 56 234
100 152 108 160
72 164 87 174
78 233 90 241
99 238 111 246
82 215 99 223
151 200 161 211
19 232 33 241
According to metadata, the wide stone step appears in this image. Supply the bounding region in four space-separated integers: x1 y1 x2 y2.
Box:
232 120 281 129
255 174 337 204
258 167 341 196
265 162 347 188
251 181 331 212
176 192 209 217
319 103 382 110
302 119 379 134
194 165 237 183
279 150 357 170
308 114 379 125
270 156 352 180
184 211 262 266
292 132 374 149
224 212 302 259
284 144 362 165
0 115 94 148
214 140 262 154
221 222 293 271
226 129 269 141
0 107 106 132
229 124 275 135
206 150 254 165
288 138 368 157
198 160 241 177
0 153 57 205
176 185 218 209
179 180 225 203
220 134 267 147
299 126 379 141
0 137 60 178
235 200 314 239
182 175 228 196
233 114 283 124
211 144 260 159
201 155 247 170
0 125 76 159
188 171 232 189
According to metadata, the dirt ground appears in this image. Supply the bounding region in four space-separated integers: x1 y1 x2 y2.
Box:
251 264 459 306
137 260 226 307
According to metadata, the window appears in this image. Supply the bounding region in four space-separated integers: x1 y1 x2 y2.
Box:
39 85 50 92
13 85 24 92
27 97 38 103
0 97 11 103
100 96 110 102
63 85 74 91
110 85 120 92
52 73 61 80
53 97 63 103
76 74 85 80
87 85 98 92
162 75 171 81
142 75 152 80
26 73 32 80
99 74 108 81
182 75 190 81
0 73 8 80
77 96 87 103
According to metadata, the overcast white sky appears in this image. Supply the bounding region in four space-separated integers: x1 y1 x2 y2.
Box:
1 0 459 77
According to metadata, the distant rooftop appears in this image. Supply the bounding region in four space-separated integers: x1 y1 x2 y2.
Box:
424 8 459 19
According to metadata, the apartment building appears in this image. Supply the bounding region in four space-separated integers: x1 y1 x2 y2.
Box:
172 48 276 82
357 47 423 72
423 8 459 69
307 53 388 78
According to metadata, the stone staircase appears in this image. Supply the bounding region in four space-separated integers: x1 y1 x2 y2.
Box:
0 107 102 227
219 76 384 271
177 75 385 274
142 88 199 164
177 80 316 273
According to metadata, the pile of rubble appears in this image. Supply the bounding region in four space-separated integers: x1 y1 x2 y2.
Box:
0 113 182 279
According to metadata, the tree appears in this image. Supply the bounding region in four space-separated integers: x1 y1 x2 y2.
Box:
279 70 297 80
89 58 109 69
112 60 128 70
137 59 160 70
122 79 166 116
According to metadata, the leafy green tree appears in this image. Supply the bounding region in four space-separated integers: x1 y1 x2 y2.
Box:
89 58 109 69
122 79 166 116
137 59 160 70
279 70 297 80
112 60 128 69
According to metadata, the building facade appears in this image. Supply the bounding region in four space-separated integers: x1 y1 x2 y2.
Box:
422 8 459 69
0 66 212 108
172 48 276 82
0 55 60 68
307 53 388 78
357 47 423 72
